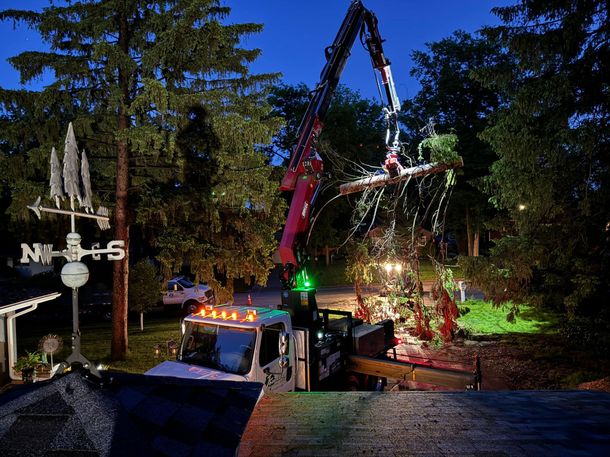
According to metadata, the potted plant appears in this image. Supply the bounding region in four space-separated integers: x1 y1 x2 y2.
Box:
13 350 43 383
35 352 52 379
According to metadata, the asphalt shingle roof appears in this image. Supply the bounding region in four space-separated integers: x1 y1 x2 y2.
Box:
0 370 262 457
239 390 610 456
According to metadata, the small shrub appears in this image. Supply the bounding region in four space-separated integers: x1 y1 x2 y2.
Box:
13 350 43 372
129 260 162 330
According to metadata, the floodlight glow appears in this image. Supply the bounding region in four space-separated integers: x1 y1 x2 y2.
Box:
384 263 393 273
395 263 402 272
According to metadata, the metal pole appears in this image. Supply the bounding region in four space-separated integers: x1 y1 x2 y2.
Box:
61 285 100 378
72 288 80 356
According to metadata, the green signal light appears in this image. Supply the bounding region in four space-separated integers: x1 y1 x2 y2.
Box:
295 268 315 289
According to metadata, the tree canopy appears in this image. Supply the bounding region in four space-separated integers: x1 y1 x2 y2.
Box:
403 30 508 257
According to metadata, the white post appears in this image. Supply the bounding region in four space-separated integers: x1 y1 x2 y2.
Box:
458 281 467 302
0 315 8 384
7 305 38 380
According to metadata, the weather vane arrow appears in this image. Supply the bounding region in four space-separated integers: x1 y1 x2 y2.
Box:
27 196 111 231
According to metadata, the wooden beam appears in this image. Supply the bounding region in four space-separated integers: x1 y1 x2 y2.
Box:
339 159 464 196
348 354 477 390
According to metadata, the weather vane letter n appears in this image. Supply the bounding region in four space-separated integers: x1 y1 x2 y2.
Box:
20 243 55 265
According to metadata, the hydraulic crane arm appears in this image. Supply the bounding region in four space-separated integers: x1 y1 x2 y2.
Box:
361 11 401 149
278 0 401 289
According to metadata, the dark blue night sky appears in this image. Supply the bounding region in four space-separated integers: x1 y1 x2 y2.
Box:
0 1 513 101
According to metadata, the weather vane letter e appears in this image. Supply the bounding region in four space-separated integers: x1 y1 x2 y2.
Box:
20 122 125 266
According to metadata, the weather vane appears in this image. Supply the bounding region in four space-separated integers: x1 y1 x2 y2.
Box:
19 122 125 378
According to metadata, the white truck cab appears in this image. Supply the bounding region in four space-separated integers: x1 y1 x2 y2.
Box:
147 305 297 392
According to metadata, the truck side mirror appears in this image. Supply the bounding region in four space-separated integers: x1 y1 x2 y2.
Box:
278 331 290 356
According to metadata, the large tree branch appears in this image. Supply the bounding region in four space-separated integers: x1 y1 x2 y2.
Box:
339 160 464 196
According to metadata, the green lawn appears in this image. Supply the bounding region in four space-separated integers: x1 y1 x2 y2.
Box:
308 259 349 287
457 299 558 336
17 312 182 374
419 260 463 281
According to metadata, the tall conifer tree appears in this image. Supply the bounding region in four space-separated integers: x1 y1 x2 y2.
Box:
473 1 610 315
1 0 284 360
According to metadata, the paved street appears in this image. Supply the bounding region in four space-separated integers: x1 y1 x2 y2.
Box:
233 285 360 311
233 281 483 311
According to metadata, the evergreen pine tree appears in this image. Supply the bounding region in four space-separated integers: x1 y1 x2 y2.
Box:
1 0 283 360
473 1 610 315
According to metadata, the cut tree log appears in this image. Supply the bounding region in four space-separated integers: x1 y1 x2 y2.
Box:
339 159 464 196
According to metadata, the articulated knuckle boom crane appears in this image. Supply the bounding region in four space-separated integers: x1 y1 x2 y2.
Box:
278 0 402 293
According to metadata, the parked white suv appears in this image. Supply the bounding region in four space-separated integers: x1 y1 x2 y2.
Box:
162 277 215 315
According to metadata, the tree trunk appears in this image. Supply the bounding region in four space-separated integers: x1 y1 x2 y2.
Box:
354 279 370 322
339 160 463 195
111 14 131 361
325 246 330 266
111 136 129 360
473 225 480 257
466 207 473 256
140 312 144 332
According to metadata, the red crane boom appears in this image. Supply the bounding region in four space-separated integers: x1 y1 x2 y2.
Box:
278 1 402 290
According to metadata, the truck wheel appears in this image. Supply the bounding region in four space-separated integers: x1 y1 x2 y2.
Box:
347 374 360 391
183 301 198 315
366 375 377 390
367 376 386 391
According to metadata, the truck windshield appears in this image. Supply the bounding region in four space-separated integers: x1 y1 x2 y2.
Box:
180 322 256 376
